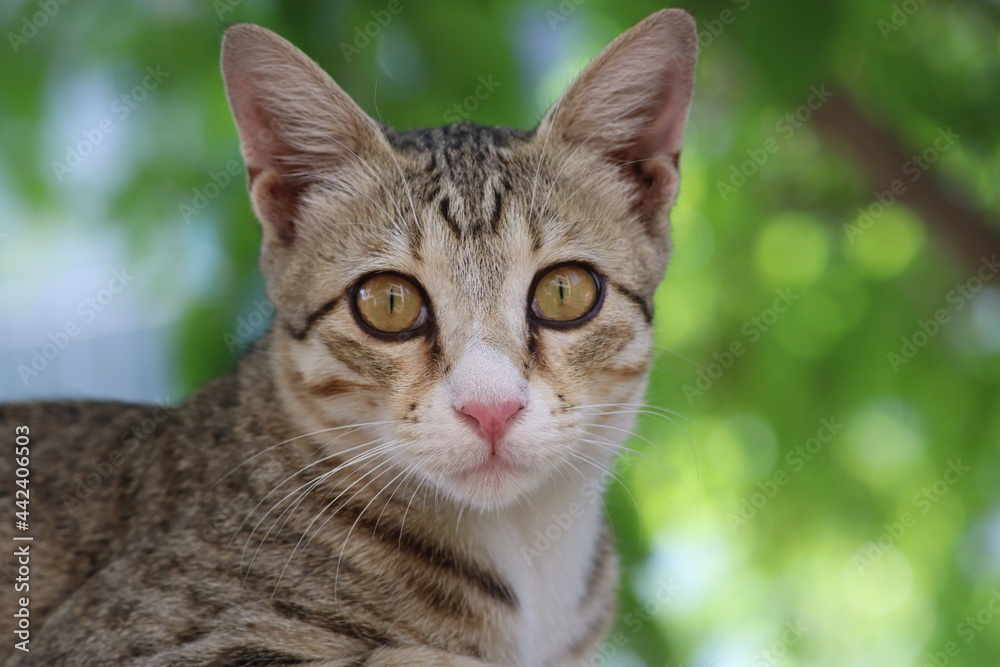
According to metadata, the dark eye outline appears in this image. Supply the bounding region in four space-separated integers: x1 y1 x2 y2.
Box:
349 271 433 341
527 262 606 330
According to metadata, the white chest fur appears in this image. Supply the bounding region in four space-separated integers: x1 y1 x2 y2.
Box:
464 473 607 666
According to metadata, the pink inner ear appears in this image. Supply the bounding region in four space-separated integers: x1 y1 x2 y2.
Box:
222 23 387 247
643 78 692 162
614 148 676 231
551 14 695 229
229 82 284 175
247 166 263 189
230 95 302 245
251 170 300 245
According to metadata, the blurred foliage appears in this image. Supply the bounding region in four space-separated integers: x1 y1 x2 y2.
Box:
2 0 1000 664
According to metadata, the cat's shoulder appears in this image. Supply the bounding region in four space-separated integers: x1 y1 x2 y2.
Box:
0 399 173 470
0 398 159 433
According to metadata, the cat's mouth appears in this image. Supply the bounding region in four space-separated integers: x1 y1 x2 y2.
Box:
453 454 527 479
438 450 544 508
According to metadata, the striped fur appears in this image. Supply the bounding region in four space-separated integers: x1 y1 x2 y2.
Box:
0 10 697 666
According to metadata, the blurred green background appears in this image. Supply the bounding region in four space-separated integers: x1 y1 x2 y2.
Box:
2 0 1000 665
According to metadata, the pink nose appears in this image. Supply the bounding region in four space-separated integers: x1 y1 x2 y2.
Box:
458 400 524 443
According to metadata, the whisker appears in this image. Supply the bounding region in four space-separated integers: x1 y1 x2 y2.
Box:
271 451 402 596
565 450 643 529
653 343 704 368
294 440 407 555
332 462 415 601
243 438 392 554
528 96 564 219
229 429 391 549
578 430 679 486
569 401 701 504
558 458 618 543
579 436 686 517
371 88 421 232
583 421 698 504
374 464 418 537
215 419 402 485
570 403 704 507
316 133 408 229
284 444 402 554
538 105 639 220
398 473 428 553
241 441 397 582
567 402 701 425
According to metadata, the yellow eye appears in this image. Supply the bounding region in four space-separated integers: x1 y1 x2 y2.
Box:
355 273 426 334
532 264 600 323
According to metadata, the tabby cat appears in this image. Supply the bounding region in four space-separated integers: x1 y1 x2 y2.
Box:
0 9 696 666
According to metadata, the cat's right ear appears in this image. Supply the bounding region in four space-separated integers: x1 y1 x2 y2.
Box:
221 24 379 246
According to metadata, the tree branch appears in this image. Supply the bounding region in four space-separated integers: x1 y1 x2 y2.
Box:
813 93 1000 266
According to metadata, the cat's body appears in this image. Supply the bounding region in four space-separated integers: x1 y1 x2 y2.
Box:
0 10 696 666
1 347 614 665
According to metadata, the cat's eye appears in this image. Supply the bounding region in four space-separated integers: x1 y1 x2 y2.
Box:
354 273 427 335
531 264 602 325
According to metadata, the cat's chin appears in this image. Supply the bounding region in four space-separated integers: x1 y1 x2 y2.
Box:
438 459 548 510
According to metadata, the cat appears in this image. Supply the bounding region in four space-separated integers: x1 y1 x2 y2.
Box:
0 8 696 666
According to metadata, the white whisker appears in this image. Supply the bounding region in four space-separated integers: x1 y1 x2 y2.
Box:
215 419 402 485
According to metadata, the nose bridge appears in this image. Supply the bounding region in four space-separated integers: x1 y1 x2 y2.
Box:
447 340 527 407
436 250 528 374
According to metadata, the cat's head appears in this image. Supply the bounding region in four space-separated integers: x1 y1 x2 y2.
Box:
221 10 697 509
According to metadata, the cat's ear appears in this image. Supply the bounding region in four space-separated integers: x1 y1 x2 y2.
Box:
540 9 698 225
221 24 379 246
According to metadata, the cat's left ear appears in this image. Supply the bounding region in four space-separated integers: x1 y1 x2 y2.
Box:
540 9 698 226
